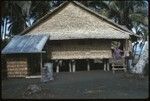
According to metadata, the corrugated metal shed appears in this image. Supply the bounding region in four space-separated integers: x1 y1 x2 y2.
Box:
2 35 49 54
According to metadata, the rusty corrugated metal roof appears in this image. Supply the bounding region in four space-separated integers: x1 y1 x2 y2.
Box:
2 35 49 54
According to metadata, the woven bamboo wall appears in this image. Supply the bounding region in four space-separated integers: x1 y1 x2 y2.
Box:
47 39 112 59
6 57 28 77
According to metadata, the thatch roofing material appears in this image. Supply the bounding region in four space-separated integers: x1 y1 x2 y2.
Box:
2 35 49 54
51 50 112 59
29 31 129 40
48 39 112 59
20 1 136 40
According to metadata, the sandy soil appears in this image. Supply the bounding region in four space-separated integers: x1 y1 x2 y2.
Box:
2 70 149 99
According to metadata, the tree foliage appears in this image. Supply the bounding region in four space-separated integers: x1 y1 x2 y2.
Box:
1 0 63 40
80 0 148 36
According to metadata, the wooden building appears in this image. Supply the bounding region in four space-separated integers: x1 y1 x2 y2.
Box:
2 35 49 77
2 1 139 77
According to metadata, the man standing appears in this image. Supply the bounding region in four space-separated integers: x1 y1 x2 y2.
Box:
131 35 148 74
131 35 145 66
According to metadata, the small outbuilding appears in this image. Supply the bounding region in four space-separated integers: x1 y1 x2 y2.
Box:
2 35 49 77
2 1 139 77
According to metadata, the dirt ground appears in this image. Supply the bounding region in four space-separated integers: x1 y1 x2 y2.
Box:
2 70 149 99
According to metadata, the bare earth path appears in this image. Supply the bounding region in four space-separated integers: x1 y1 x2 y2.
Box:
2 70 149 99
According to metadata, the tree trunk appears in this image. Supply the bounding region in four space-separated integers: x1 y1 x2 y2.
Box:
131 41 149 74
4 17 8 39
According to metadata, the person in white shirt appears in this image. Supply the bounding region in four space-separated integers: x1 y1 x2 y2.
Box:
131 35 145 66
131 35 148 74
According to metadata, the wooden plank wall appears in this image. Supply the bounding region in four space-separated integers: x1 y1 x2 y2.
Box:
6 57 28 77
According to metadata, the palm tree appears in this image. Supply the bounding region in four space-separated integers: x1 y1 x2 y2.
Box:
85 0 148 34
1 1 30 38
105 1 147 29
1 1 51 39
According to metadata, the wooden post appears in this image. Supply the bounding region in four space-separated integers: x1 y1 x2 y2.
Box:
56 60 59 73
126 39 128 51
125 39 128 66
87 60 90 71
123 40 126 57
56 64 59 73
69 61 72 72
72 60 76 72
107 59 110 71
112 64 115 74
104 60 106 71
40 53 43 78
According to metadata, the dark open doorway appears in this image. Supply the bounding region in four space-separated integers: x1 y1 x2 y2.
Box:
28 54 41 75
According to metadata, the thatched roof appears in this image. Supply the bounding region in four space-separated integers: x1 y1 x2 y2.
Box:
20 1 138 40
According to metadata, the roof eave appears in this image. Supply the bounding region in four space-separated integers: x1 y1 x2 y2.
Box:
2 51 46 54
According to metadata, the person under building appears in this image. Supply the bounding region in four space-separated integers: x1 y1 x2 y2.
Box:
112 43 123 61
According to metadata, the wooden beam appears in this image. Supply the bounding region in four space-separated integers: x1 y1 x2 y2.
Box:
26 75 41 78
